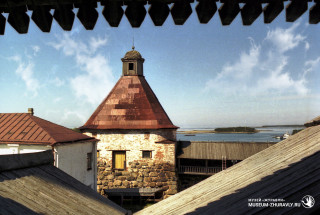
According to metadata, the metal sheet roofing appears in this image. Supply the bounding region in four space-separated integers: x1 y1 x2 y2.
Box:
136 124 320 215
0 151 129 215
177 141 275 160
81 76 178 130
0 113 95 145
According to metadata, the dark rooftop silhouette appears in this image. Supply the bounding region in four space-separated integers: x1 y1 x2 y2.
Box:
0 1 318 35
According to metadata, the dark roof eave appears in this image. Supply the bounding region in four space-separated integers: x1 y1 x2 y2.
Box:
155 140 176 144
0 140 52 145
0 138 97 146
80 126 179 131
51 138 98 146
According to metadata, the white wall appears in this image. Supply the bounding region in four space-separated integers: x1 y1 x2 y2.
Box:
54 141 97 191
0 142 97 191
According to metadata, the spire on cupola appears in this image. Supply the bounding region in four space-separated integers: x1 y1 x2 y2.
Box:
121 47 145 76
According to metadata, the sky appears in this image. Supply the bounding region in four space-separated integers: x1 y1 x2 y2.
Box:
0 3 320 129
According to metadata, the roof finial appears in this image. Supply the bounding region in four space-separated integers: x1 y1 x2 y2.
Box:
132 36 135 50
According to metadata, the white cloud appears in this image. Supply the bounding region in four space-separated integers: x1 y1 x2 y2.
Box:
53 97 62 103
89 36 108 53
49 33 114 105
31 45 40 56
44 108 86 128
9 55 40 97
265 22 306 53
205 23 311 98
70 54 114 104
305 42 310 51
205 38 260 94
50 77 65 87
305 57 320 71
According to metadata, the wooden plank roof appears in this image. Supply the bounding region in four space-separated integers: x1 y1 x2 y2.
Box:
177 141 275 160
136 124 320 215
0 113 95 145
0 1 318 35
80 76 178 130
0 151 129 215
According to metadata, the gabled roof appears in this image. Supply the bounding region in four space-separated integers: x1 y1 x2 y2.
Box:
0 113 95 145
136 124 320 215
81 76 178 130
0 151 129 215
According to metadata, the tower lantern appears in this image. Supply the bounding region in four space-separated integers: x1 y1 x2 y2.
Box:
121 46 145 76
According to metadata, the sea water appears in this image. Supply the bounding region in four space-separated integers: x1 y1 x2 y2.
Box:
177 126 305 142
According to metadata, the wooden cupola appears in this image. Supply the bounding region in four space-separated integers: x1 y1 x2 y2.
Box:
121 46 145 76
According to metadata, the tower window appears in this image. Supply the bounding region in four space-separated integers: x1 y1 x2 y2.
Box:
113 151 126 169
97 150 100 158
142 151 152 159
129 63 134 70
87 153 92 170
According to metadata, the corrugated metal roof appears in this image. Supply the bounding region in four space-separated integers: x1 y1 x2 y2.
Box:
81 76 178 130
0 151 129 215
136 125 320 215
0 113 95 145
177 141 275 160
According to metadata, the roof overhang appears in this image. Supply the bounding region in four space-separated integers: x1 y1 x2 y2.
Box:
0 1 318 35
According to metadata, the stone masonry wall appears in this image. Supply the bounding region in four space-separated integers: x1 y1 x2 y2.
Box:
85 129 176 165
97 159 178 198
84 129 178 198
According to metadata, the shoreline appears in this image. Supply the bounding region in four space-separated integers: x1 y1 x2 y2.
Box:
177 130 259 134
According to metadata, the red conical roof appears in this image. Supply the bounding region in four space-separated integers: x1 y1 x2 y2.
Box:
80 76 178 130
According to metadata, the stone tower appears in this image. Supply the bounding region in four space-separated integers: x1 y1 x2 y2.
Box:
80 48 178 197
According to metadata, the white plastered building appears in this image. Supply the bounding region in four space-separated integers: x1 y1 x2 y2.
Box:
0 109 98 190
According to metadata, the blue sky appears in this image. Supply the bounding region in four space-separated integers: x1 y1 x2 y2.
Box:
0 3 319 128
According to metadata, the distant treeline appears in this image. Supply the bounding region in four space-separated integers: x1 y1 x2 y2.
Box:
72 128 81 133
214 127 257 133
292 129 303 135
260 125 304 128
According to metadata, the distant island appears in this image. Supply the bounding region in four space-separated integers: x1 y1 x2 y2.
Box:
214 127 258 133
178 127 258 134
258 125 305 128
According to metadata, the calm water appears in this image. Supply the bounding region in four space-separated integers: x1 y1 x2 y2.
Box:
177 126 305 142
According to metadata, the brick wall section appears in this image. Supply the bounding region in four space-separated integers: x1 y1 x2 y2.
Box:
84 129 178 198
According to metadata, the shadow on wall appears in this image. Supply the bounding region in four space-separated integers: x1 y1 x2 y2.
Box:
176 141 191 157
107 130 176 142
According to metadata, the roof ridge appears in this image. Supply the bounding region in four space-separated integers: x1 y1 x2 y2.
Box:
0 150 53 172
27 115 56 144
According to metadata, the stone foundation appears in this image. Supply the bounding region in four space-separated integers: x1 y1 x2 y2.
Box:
97 159 178 199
